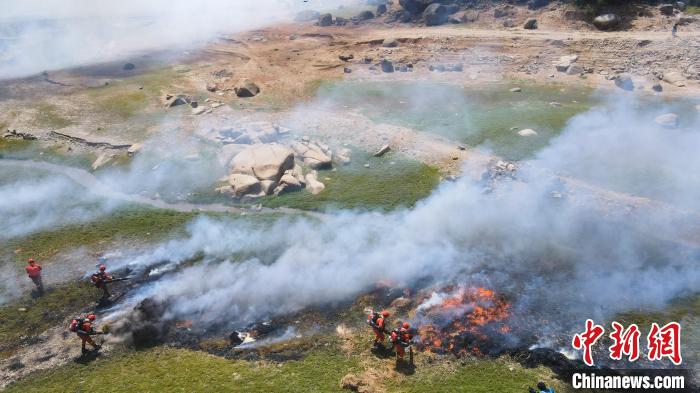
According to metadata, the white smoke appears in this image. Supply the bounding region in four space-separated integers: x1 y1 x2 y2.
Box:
0 0 360 80
111 95 700 339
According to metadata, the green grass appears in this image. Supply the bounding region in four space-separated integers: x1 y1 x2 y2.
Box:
5 339 578 393
33 103 73 129
262 149 440 211
686 5 700 14
314 81 596 160
5 346 359 393
0 281 96 357
3 207 197 265
0 139 97 169
91 91 148 119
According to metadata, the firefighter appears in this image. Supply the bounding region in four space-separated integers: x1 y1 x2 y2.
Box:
69 314 101 354
390 322 413 362
91 264 113 301
25 258 44 295
367 310 390 348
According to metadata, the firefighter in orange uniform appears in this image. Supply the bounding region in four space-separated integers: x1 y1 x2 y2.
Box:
367 310 390 348
391 322 413 363
69 314 101 354
25 258 44 295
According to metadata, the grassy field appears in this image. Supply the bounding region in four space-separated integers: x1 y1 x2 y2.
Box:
0 138 97 169
0 281 96 358
33 103 74 130
262 148 440 211
3 207 197 266
314 80 596 161
4 340 574 393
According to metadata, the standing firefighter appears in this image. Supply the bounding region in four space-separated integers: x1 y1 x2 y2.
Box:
390 322 413 363
69 314 102 354
91 264 113 301
25 258 44 295
367 310 390 348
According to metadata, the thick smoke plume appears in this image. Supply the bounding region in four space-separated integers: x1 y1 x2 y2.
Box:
111 95 700 347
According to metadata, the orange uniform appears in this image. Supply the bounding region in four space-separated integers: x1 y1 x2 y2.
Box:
367 311 390 345
70 315 100 353
25 259 44 294
391 324 413 360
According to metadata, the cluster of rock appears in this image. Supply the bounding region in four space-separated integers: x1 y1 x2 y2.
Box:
2 129 37 140
313 7 382 27
216 131 352 199
481 160 518 192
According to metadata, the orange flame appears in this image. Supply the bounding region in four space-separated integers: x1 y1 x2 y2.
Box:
416 286 511 356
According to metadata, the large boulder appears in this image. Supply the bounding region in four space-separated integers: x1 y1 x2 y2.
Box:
230 144 295 181
593 14 620 30
423 3 448 26
234 79 260 98
292 142 333 169
319 13 333 26
228 174 262 197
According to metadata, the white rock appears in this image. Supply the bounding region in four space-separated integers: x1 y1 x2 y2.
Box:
655 113 679 128
228 173 262 196
517 128 538 137
373 144 390 157
305 171 325 195
279 174 302 190
291 142 332 169
230 144 295 181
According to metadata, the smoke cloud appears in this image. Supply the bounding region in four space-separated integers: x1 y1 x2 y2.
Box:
110 94 700 346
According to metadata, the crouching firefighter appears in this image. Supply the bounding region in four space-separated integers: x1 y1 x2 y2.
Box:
69 314 103 354
367 310 390 348
390 322 413 364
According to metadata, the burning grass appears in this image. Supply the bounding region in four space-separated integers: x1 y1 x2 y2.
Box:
414 286 511 357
